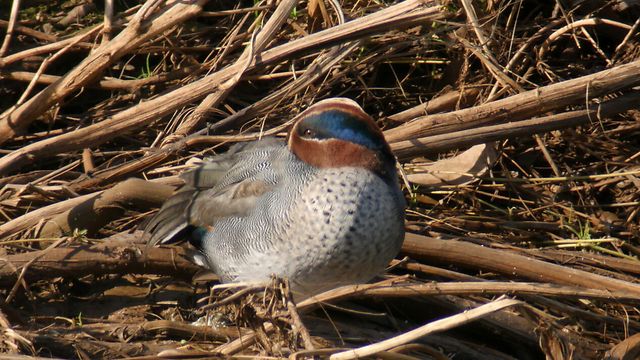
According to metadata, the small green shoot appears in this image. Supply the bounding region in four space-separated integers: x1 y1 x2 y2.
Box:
564 221 591 242
558 221 638 261
138 53 153 79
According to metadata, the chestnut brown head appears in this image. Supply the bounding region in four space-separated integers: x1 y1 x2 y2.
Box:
288 98 396 181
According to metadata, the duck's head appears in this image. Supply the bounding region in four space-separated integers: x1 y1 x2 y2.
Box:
288 98 396 181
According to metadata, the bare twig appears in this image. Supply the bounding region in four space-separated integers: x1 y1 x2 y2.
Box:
0 19 57 42
384 59 640 143
390 91 640 158
0 178 179 240
614 16 640 57
283 281 315 351
0 0 446 174
0 27 98 68
0 0 21 57
103 0 115 42
330 297 522 359
401 233 640 297
0 0 210 144
537 18 632 60
13 26 101 108
0 237 202 286
4 237 67 304
166 0 300 142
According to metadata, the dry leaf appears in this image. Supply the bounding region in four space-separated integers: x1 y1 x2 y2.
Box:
605 333 640 360
405 143 497 186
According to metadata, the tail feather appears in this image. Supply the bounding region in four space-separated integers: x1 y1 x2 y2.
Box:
145 161 230 246
145 187 196 246
144 151 240 246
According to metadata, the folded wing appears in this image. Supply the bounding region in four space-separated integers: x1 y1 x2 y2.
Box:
144 138 283 246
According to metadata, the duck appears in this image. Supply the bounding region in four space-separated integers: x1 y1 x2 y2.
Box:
145 98 405 298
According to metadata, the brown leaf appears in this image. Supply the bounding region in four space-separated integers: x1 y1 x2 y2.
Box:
405 143 497 186
605 333 640 360
308 0 320 18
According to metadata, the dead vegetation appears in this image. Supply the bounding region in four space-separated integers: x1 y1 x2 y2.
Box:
1 0 640 358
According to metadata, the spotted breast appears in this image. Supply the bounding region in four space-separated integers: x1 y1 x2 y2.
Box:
145 98 406 297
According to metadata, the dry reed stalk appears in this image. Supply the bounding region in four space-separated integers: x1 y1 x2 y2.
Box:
402 233 640 297
384 59 640 142
330 297 522 360
0 0 446 175
0 0 210 144
0 240 201 286
390 91 640 158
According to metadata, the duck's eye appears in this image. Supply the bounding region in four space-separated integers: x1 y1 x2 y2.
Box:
303 128 316 137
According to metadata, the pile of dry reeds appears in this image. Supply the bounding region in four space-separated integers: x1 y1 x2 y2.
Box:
1 0 640 358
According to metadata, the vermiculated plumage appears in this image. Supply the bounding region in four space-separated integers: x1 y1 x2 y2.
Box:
145 98 405 297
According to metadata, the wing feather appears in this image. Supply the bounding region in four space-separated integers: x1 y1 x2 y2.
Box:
145 138 283 246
